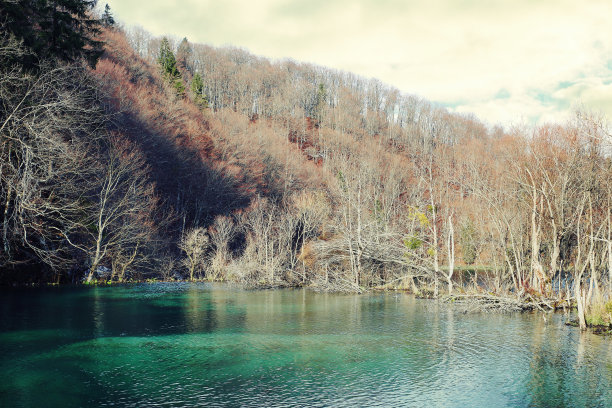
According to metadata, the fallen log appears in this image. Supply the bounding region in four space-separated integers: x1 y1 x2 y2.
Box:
443 293 565 313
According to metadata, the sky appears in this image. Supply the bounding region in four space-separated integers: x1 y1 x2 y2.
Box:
104 0 612 128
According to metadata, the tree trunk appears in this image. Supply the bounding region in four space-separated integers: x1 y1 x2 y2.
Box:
573 195 591 331
355 180 363 286
2 184 12 256
608 239 612 295
447 215 454 295
575 281 587 331
530 181 544 293
550 227 560 288
431 196 439 298
87 228 104 283
608 207 612 294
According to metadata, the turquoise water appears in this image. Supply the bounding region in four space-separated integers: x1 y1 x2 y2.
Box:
0 283 610 407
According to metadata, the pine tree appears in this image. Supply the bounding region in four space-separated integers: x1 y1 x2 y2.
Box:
157 37 185 96
158 37 179 78
459 219 479 265
102 4 115 28
191 72 208 108
313 83 327 126
173 79 186 97
0 0 103 68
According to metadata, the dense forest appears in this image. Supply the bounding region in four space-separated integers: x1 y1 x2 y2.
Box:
1 1 611 330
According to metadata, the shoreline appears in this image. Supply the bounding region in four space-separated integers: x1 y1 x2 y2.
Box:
3 279 610 335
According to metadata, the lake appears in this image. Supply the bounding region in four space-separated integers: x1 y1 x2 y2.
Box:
0 283 610 407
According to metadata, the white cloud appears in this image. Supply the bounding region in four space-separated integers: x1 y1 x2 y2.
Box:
553 77 612 115
105 0 612 126
452 93 569 128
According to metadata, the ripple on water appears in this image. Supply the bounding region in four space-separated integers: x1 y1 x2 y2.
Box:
0 286 610 407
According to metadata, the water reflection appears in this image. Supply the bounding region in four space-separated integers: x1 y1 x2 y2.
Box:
0 284 610 407
184 285 217 333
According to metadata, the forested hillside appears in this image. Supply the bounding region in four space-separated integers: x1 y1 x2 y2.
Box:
1 2 610 329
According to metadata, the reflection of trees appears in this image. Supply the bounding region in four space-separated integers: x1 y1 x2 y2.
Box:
526 322 609 407
184 284 217 334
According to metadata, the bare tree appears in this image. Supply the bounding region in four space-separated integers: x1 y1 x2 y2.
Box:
179 227 209 281
0 39 106 274
208 215 235 280
76 138 159 282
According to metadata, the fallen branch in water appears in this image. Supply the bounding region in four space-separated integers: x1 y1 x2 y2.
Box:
443 293 564 313
309 276 364 293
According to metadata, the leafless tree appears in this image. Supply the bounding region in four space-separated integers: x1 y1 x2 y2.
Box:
1 37 106 274
80 138 158 282
179 227 209 281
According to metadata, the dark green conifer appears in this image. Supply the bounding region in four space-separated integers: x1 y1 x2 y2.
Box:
0 0 103 68
314 83 327 126
191 72 208 108
157 37 185 96
102 4 115 28
158 37 179 78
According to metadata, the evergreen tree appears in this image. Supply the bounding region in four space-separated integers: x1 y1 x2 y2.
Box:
102 4 115 28
157 37 185 96
191 72 208 108
173 79 186 97
459 219 479 265
313 83 327 126
0 0 103 68
157 37 179 78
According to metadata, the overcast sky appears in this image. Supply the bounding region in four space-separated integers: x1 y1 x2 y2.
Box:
104 0 612 127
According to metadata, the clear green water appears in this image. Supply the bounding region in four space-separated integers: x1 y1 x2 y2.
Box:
0 283 610 407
